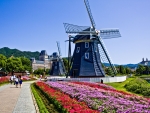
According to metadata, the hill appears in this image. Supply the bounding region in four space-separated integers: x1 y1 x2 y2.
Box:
103 63 138 68
0 47 40 60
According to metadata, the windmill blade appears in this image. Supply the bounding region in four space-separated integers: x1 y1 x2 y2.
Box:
63 23 91 34
84 0 96 29
97 36 117 75
56 41 62 57
100 29 121 39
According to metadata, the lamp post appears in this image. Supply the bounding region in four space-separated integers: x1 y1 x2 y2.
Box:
44 64 46 77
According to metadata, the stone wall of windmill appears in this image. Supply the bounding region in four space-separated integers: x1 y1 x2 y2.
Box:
30 50 52 71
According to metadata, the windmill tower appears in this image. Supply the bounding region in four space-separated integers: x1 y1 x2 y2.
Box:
50 42 66 76
64 0 121 78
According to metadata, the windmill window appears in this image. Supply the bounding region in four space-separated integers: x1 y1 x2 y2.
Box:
76 47 80 53
85 42 89 48
85 53 89 59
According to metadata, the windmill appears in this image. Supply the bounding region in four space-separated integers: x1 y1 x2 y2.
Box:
64 0 121 78
50 42 66 76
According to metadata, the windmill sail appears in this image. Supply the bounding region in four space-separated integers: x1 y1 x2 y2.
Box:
84 0 96 29
56 41 62 56
63 23 91 34
97 37 117 75
100 29 121 39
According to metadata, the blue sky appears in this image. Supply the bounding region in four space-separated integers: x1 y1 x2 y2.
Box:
0 0 150 64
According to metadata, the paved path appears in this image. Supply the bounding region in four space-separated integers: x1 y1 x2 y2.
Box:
0 81 36 113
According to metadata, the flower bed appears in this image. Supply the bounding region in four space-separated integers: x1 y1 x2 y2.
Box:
36 82 99 113
71 81 133 96
46 81 150 113
0 76 9 85
21 76 36 81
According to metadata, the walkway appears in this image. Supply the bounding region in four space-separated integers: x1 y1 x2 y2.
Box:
0 81 36 113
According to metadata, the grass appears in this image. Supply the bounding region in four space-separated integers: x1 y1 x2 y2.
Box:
31 83 49 113
0 82 9 87
106 77 135 92
138 74 150 78
106 77 150 97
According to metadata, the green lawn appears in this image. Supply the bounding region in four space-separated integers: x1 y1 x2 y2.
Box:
0 82 9 87
106 77 135 92
106 77 150 97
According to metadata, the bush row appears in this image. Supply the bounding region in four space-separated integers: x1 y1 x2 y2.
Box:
124 77 150 96
32 83 68 113
32 83 60 113
31 84 49 113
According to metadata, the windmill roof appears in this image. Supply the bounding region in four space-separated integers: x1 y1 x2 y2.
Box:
73 27 91 43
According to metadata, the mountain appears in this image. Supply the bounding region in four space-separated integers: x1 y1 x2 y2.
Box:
123 64 138 68
103 63 138 68
0 47 40 60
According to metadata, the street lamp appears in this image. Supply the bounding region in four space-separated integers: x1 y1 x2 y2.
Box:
44 63 46 77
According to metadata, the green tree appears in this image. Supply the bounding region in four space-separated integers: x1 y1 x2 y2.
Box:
20 57 32 72
62 58 69 73
33 68 44 75
45 69 50 75
118 65 126 74
6 57 23 73
105 67 113 75
136 65 146 75
125 67 131 74
0 54 7 70
145 66 150 75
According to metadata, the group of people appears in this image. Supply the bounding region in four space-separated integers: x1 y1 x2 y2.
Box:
10 75 22 88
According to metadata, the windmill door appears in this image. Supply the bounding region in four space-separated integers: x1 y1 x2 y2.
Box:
73 69 78 78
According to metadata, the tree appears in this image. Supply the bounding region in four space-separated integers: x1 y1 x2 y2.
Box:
6 57 23 73
105 67 113 75
33 68 44 75
62 58 69 73
118 65 126 74
45 69 50 75
136 65 146 75
125 67 131 74
145 66 150 75
0 54 7 70
20 57 32 72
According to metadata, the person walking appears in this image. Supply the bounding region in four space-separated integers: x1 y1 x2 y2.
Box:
18 75 22 88
10 75 14 84
40 74 42 81
13 74 16 85
15 76 19 88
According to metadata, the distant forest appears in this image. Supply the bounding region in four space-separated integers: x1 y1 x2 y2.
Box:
0 47 40 60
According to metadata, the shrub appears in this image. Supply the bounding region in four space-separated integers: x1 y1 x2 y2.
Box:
124 77 150 97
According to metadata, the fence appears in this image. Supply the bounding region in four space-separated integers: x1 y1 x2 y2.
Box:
48 76 127 83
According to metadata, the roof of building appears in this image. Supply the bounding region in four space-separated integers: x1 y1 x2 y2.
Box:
139 58 150 66
35 60 45 64
40 50 47 56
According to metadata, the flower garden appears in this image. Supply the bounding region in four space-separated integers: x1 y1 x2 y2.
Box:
33 81 150 113
0 76 9 85
0 76 36 86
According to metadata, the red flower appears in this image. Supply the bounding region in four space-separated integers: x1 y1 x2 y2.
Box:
36 82 99 113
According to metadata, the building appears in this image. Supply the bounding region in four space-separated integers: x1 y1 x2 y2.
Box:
139 58 150 66
30 50 52 71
